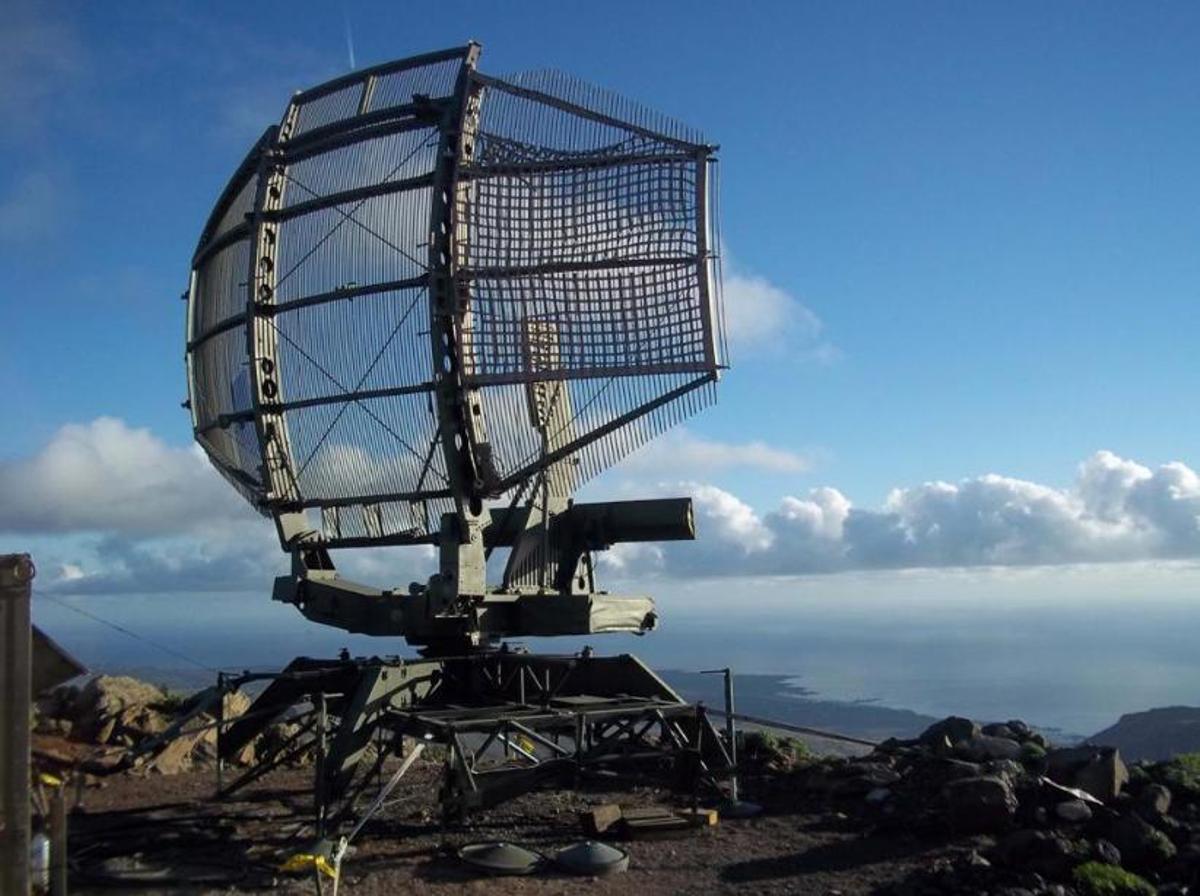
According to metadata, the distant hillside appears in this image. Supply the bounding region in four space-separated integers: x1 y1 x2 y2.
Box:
1090 705 1200 761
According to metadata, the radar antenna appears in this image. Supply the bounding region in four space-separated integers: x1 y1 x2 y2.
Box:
185 43 725 654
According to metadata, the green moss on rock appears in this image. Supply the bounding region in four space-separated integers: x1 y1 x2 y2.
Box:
1158 752 1200 799
1072 861 1156 896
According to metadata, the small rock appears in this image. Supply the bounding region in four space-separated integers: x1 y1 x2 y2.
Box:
1108 812 1177 870
992 829 1086 878
865 788 891 804
921 716 981 747
982 723 1018 740
937 758 985 780
1005 720 1034 739
95 717 117 745
146 732 203 775
1135 783 1171 818
854 762 902 786
987 759 1026 783
1093 838 1122 866
944 775 1018 833
960 735 1024 762
1055 799 1093 823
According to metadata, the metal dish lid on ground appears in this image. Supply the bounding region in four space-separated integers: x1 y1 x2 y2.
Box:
456 841 543 875
552 840 630 876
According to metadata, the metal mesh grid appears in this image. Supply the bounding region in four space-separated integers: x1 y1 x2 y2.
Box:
189 57 458 541
460 72 721 491
464 266 709 381
289 55 463 138
186 49 723 549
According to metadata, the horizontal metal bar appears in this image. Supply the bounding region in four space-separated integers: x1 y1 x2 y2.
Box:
464 361 716 388
494 372 714 494
708 709 879 748
459 254 696 280
272 275 428 316
474 72 709 152
192 221 251 269
186 310 246 351
263 172 435 224
459 149 697 179
273 488 454 511
195 381 435 432
282 109 441 166
320 532 439 549
189 276 430 352
292 45 471 105
270 382 436 413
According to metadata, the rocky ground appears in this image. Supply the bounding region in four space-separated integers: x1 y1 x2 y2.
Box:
29 676 1200 895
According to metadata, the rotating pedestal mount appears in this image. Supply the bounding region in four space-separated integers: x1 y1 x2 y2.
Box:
184 43 726 654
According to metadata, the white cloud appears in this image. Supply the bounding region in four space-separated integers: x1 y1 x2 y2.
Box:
720 259 838 361
0 417 439 595
0 417 256 537
6 420 1199 593
608 451 1200 579
618 428 811 476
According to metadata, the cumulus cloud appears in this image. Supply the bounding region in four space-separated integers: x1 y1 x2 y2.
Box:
0 417 257 536
609 451 1200 579
6 419 1199 592
0 417 438 595
720 260 838 361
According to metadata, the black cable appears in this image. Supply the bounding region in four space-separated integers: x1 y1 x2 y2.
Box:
34 591 218 674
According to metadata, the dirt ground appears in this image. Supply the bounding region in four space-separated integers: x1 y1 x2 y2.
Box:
65 758 972 895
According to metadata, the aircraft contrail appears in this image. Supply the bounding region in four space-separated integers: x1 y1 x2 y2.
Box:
343 9 357 70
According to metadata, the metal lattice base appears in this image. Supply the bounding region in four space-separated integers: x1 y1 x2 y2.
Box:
215 650 732 831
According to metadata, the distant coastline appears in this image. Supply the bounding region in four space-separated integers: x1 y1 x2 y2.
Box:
78 661 1085 748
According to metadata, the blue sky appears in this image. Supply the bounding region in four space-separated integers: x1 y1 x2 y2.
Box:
2 2 1198 604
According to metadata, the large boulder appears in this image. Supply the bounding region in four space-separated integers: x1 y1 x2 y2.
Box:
1045 745 1129 801
53 676 167 742
943 775 1018 832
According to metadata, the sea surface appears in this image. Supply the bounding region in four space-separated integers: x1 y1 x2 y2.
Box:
32 589 1200 740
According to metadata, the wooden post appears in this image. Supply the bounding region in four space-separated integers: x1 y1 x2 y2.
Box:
1 554 35 896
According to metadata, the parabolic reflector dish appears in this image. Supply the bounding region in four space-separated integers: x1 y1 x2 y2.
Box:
186 44 724 553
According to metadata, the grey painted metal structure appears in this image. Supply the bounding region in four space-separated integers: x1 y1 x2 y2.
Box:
1 554 34 896
185 43 725 653
216 652 731 825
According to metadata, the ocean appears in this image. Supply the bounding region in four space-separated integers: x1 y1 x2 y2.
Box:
31 583 1200 740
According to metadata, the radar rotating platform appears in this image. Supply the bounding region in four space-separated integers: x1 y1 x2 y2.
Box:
184 43 733 823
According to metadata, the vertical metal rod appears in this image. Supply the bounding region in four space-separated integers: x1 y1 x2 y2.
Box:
701 666 740 803
722 668 740 804
315 693 328 836
215 671 225 796
0 554 34 896
50 785 67 896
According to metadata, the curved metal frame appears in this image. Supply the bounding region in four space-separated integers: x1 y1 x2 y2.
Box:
185 44 723 560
